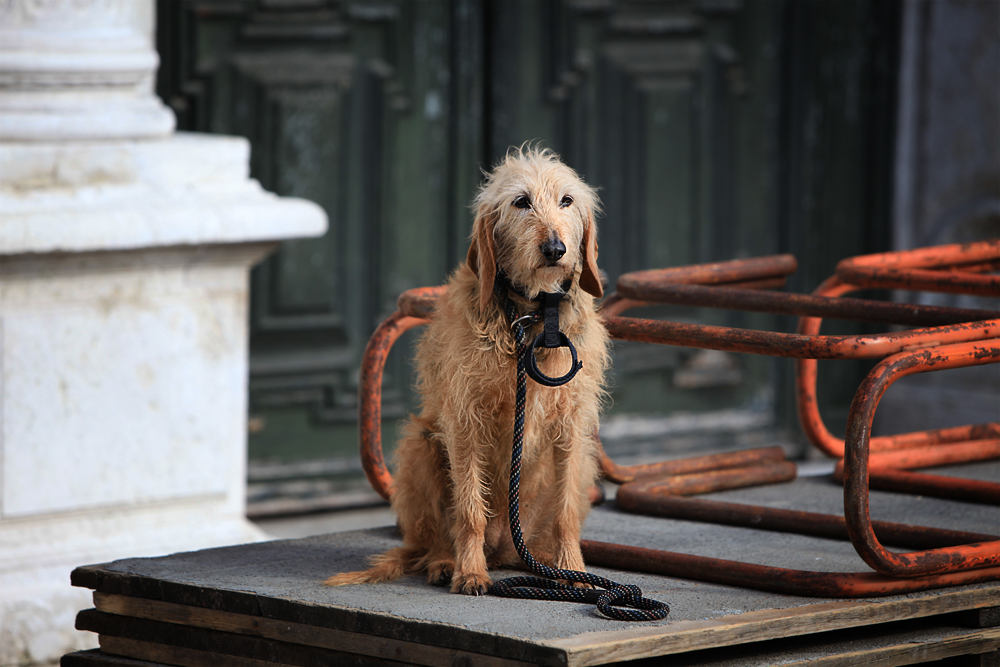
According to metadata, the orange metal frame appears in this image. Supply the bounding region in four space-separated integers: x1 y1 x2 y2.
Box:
355 240 1000 596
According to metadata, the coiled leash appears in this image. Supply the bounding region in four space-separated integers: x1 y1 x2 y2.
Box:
488 272 670 622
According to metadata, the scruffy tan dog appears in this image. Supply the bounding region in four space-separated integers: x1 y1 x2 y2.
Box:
325 146 609 595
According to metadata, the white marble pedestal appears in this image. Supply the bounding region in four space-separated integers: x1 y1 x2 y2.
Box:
1 2 327 660
0 133 327 664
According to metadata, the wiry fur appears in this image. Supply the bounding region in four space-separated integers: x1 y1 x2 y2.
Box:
325 146 610 595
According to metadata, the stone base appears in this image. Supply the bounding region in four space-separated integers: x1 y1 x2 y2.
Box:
1 507 266 664
0 132 326 664
0 132 325 254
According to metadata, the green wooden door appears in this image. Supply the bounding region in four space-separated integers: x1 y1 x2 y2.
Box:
155 0 898 509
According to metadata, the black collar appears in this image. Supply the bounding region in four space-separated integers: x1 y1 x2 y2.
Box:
494 269 572 349
494 269 583 386
494 269 572 307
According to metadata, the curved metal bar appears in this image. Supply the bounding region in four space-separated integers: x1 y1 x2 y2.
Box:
397 285 447 319
616 461 797 496
597 293 649 318
613 493 999 550
864 468 1000 505
617 254 798 295
580 540 1000 598
833 462 1000 505
603 315 1000 360
836 239 1000 296
620 282 998 326
795 276 1000 457
843 339 1000 577
833 439 1000 475
796 276 874 457
358 310 429 500
599 445 787 485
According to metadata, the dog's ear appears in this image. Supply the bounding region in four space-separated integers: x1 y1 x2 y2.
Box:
579 210 603 298
467 202 498 311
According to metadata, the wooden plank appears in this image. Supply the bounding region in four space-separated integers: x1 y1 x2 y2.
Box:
93 593 538 667
959 606 1000 629
100 637 286 667
778 628 1000 667
67 624 1000 667
546 587 1000 666
87 584 1000 667
62 648 165 667
72 564 262 617
640 621 1000 667
79 611 409 667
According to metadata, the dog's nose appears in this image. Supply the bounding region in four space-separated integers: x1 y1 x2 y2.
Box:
540 238 566 262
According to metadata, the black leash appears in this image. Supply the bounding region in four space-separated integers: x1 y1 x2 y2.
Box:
488 274 670 622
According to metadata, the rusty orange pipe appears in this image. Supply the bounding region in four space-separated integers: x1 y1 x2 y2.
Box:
617 254 798 292
797 277 865 457
843 339 1000 577
358 310 428 500
832 466 1000 505
833 439 1000 476
604 315 999 360
397 285 447 319
836 240 999 269
599 445 787 484
865 469 1000 505
617 461 798 496
836 239 1000 296
581 540 1000 598
796 275 1000 457
798 239 999 457
598 294 650 318
613 493 998 549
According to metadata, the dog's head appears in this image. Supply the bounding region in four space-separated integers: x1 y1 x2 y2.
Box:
467 146 602 311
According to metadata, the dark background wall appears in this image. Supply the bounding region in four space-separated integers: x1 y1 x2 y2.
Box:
153 0 994 511
874 0 1000 438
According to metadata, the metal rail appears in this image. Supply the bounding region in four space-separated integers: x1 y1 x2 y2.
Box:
355 240 1000 596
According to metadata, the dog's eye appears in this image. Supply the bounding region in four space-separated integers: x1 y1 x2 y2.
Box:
559 195 573 208
512 195 531 209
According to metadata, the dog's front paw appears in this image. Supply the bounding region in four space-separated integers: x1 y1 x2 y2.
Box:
427 560 454 587
450 570 492 596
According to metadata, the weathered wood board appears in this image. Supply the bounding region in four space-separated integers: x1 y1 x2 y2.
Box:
67 590 1000 667
64 623 1000 667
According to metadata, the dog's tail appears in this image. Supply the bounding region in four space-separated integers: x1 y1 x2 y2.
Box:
323 546 421 586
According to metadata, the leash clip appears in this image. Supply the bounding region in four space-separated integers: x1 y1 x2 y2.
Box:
510 314 541 332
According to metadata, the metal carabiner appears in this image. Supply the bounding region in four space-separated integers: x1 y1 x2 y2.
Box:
511 314 540 332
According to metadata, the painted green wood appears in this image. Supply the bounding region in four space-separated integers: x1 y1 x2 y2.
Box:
155 0 899 490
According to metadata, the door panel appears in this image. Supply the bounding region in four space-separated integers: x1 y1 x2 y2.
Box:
155 0 898 506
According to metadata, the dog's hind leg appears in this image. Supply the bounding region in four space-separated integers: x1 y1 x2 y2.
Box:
325 418 451 587
392 418 456 587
